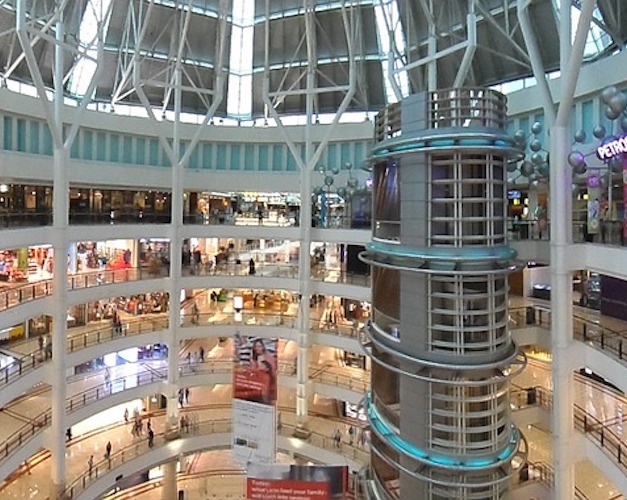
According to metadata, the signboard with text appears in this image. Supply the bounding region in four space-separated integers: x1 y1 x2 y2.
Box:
246 464 349 500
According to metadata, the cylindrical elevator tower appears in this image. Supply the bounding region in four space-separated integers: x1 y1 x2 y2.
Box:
360 88 527 499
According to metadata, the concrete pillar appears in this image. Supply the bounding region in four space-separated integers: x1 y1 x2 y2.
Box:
162 460 178 500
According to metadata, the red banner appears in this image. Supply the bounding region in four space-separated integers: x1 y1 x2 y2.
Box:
247 479 329 500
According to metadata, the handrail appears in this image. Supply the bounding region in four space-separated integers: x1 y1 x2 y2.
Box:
62 416 369 499
66 367 167 414
179 360 368 393
0 280 52 312
0 408 50 467
101 469 245 500
0 267 168 315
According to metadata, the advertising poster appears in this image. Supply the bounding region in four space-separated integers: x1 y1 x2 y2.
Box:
233 335 278 465
246 464 349 500
623 161 627 239
587 176 601 235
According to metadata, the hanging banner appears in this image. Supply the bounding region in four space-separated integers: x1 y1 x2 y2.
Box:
246 464 349 500
587 175 601 235
233 335 278 465
623 160 627 239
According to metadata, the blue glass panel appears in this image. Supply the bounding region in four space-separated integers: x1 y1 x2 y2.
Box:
582 100 593 143
96 132 107 161
258 145 268 171
43 126 53 155
286 146 298 171
110 134 120 162
83 131 95 160
231 144 241 170
2 117 12 150
326 143 337 168
149 139 160 165
136 138 146 164
188 143 199 169
29 121 40 154
16 119 26 152
244 145 255 171
123 136 133 163
216 144 227 170
272 145 283 171
202 143 212 169
340 142 351 167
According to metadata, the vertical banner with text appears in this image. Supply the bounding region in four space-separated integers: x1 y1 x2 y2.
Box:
233 334 278 465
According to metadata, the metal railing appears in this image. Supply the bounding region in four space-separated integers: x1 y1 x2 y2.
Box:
0 409 50 467
62 416 368 499
0 280 52 312
66 367 167 414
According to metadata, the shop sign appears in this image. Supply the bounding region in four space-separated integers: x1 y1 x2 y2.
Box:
597 133 627 160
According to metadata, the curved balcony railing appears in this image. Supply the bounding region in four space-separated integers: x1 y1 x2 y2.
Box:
0 210 175 228
0 305 365 397
66 315 169 353
512 460 588 499
66 367 167 414
179 309 364 338
69 211 171 225
62 413 369 499
512 376 627 485
0 211 52 228
574 403 627 477
0 350 47 391
0 267 168 315
508 217 626 247
178 360 369 394
0 280 52 312
0 408 50 468
507 305 551 331
0 355 370 479
182 211 371 230
182 262 299 279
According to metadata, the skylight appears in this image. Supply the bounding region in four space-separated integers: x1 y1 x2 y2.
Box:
373 0 409 104
226 0 255 118
67 0 112 98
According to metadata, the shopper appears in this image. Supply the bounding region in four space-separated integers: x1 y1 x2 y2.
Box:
105 441 112 460
148 429 155 448
88 455 94 477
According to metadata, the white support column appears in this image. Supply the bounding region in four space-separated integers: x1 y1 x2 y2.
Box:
166 65 184 433
162 460 178 500
549 125 574 500
50 16 68 497
296 1 316 425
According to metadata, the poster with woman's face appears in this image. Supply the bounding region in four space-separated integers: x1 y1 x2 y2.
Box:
233 335 279 465
233 335 278 405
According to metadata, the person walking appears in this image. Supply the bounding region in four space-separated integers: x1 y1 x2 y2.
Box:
148 428 155 448
124 408 129 423
105 441 112 460
348 425 355 446
88 455 94 477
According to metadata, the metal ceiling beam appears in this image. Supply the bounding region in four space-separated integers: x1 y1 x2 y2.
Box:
517 0 556 126
453 0 477 87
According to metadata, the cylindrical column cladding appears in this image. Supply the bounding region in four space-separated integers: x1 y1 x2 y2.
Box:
362 88 526 499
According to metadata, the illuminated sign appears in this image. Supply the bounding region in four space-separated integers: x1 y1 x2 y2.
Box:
597 133 627 160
